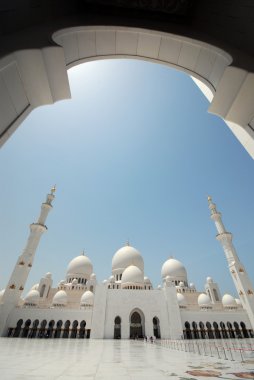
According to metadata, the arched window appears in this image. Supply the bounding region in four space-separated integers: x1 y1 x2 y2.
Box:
40 284 46 297
153 317 161 339
62 320 70 338
13 319 23 338
70 320 78 339
213 288 219 301
38 320 47 338
233 322 241 338
206 322 214 339
213 322 221 339
46 320 55 338
199 322 206 339
79 320 86 339
114 316 121 339
192 322 199 339
240 321 249 338
220 322 228 339
227 322 235 338
184 321 192 339
54 320 63 338
29 319 39 338
207 289 211 300
21 319 31 338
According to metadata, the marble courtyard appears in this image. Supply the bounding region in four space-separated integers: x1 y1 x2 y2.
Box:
1 339 254 380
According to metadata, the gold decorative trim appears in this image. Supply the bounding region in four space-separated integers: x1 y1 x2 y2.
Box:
239 268 244 273
19 261 25 266
19 286 24 291
9 284 16 289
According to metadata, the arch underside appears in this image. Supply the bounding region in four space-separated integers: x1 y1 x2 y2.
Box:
0 26 254 157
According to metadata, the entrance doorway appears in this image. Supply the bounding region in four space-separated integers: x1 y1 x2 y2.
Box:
153 317 161 339
130 310 144 339
114 316 121 339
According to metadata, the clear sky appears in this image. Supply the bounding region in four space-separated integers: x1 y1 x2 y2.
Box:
0 59 254 298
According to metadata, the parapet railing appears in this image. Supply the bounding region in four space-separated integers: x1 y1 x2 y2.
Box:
157 339 254 362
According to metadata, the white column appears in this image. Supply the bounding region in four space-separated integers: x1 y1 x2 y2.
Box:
208 196 254 330
0 187 55 336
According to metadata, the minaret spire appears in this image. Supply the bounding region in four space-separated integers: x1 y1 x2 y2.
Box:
208 196 254 331
0 187 55 336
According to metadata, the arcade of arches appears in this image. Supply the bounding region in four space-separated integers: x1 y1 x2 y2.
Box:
184 321 253 340
8 316 253 340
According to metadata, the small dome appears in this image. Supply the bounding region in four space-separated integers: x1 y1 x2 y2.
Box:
109 275 115 283
112 245 144 273
24 290 40 305
222 294 237 307
206 276 213 283
122 265 144 285
161 258 187 282
90 273 96 280
144 276 151 284
52 290 67 306
80 290 94 306
45 272 52 278
177 293 186 305
72 278 78 285
59 280 65 285
235 298 242 306
198 293 211 306
179 281 184 287
189 283 195 289
157 285 162 289
103 279 108 284
67 255 93 278
31 283 39 290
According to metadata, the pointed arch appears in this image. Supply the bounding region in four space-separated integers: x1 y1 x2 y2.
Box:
129 308 145 339
153 317 161 339
114 316 121 339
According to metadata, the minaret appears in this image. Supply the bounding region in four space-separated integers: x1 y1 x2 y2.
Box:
0 187 55 335
208 196 254 330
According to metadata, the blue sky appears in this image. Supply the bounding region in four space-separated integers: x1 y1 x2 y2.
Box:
0 59 254 297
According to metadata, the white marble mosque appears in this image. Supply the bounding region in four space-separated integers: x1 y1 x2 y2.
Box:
0 188 254 341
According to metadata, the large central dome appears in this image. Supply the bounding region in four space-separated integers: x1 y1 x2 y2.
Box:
161 258 187 284
112 245 144 275
66 254 93 282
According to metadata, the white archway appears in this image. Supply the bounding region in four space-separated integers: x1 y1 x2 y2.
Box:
0 26 254 158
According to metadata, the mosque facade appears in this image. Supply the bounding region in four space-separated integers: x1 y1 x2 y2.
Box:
0 189 254 340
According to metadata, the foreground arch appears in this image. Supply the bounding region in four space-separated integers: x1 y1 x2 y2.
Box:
0 24 254 157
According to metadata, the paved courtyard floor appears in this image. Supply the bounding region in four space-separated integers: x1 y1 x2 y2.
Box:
1 338 254 380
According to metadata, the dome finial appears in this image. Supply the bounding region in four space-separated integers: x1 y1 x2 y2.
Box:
207 195 212 202
126 239 130 246
82 249 85 256
51 185 56 195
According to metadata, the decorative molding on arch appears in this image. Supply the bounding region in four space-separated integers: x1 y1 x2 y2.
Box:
0 47 70 147
53 26 232 97
0 25 254 158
